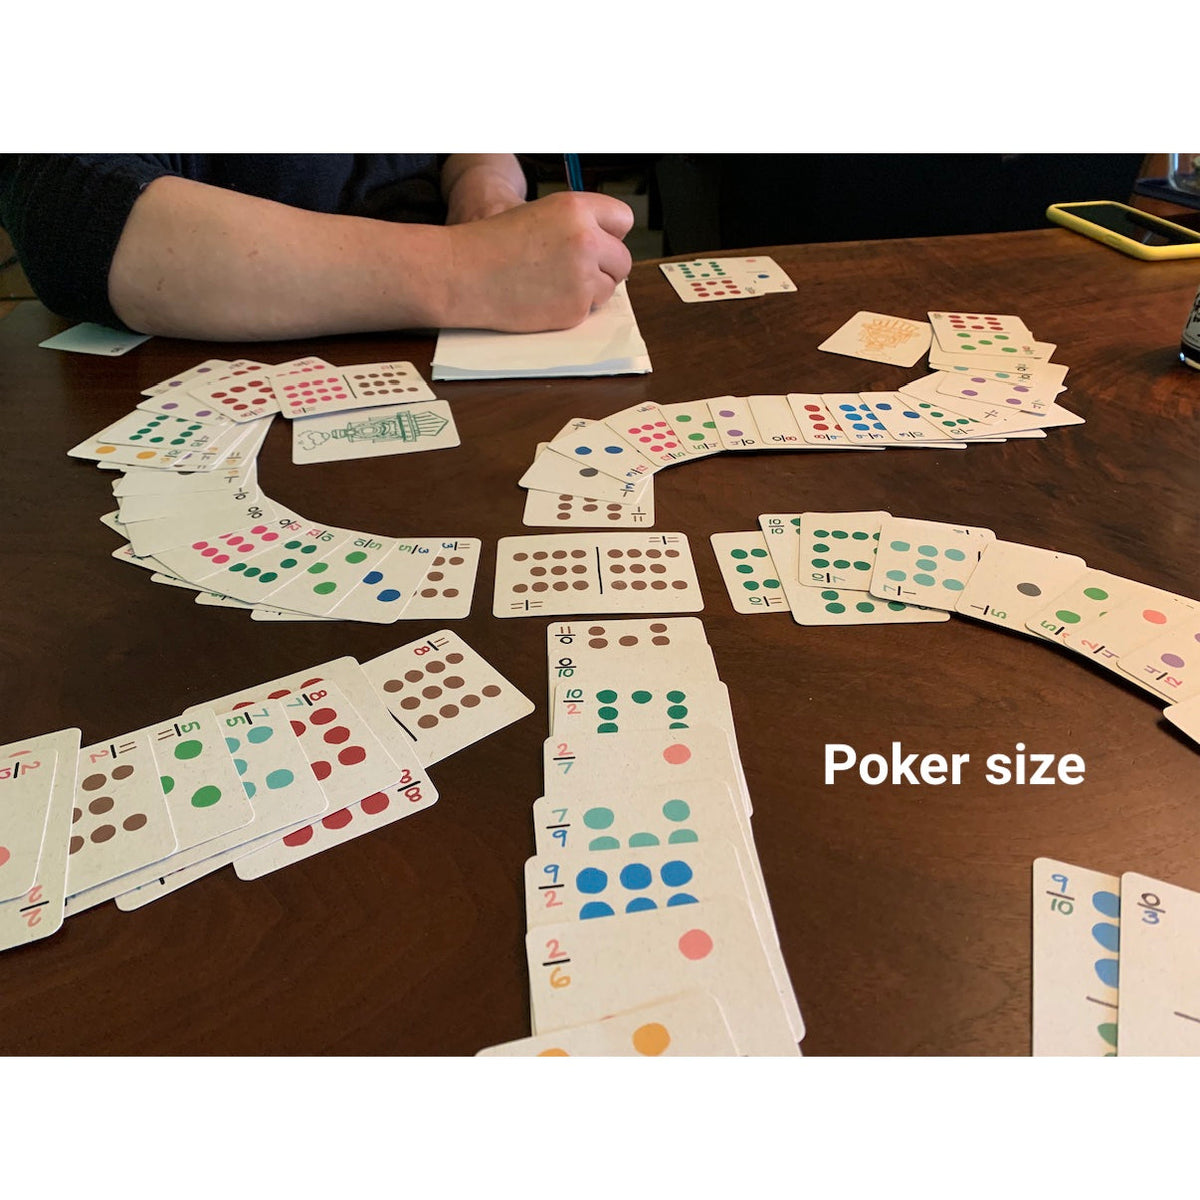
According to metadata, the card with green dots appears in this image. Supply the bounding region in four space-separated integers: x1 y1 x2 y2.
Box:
1032 857 1120 1056
1023 567 1149 646
710 531 788 612
788 583 948 626
795 511 889 590
869 516 995 609
954 539 1088 635
256 533 400 619
656 399 724 457
550 679 735 740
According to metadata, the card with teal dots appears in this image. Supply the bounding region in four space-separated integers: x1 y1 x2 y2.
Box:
710 531 788 613
523 838 746 928
1032 857 1120 1056
796 511 890 590
868 517 994 609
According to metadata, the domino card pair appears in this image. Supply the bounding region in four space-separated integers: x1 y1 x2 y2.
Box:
659 256 796 304
1033 857 1200 1055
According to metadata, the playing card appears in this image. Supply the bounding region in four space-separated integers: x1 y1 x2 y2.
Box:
928 343 1056 373
140 359 231 397
1164 694 1200 748
291 400 459 463
789 584 950 626
868 516 995 607
494 533 702 618
928 311 1035 354
796 511 890 590
0 728 81 952
150 508 304 590
186 356 330 422
937 360 1069 390
935 371 1064 415
1024 569 1157 646
39 322 151 355
602 403 691 468
710 531 789 612
659 255 795 303
655 400 724 457
121 495 278 560
66 731 178 896
1067 591 1196 687
81 410 229 454
542 423 659 484
519 446 654 503
1032 857 1120 1056
272 360 435 419
251 533 402 619
476 990 741 1056
818 311 932 367
746 395 804 448
819 395 895 445
523 484 655 529
859 393 962 445
550 677 735 741
704 396 764 451
362 630 534 767
379 537 480 621
526 898 801 1055
114 699 329 909
1116 610 1200 702
0 733 66 902
788 394 860 448
955 541 1088 635
1115 872 1200 1055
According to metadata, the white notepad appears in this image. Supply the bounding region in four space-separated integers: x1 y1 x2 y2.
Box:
431 282 652 380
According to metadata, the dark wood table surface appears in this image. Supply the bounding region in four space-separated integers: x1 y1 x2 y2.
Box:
1 229 1197 1057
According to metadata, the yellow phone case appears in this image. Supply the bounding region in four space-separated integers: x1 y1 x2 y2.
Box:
1046 200 1200 261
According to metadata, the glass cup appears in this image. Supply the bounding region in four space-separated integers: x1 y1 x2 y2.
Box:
1168 153 1200 195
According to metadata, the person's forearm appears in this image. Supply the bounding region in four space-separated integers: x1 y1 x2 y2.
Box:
441 154 528 223
109 175 455 341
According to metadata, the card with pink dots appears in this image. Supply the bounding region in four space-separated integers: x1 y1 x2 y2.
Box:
271 360 436 421
602 402 691 468
494 532 702 618
0 730 74 904
476 990 741 1056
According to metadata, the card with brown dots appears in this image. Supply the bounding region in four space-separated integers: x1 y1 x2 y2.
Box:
363 630 534 767
0 727 80 952
493 533 703 618
66 733 179 898
522 487 655 529
269 360 436 420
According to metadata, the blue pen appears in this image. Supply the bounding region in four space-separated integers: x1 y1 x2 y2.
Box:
563 154 584 192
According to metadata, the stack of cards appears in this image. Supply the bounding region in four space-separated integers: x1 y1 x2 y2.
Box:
658 256 796 304
475 617 805 1056
1 633 533 952
80 360 480 623
711 511 1200 745
1033 857 1200 1055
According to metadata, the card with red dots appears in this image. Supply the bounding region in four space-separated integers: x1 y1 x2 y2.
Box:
789 393 868 448
818 310 933 367
868 517 995 608
65 732 179 898
270 360 436 420
542 423 660 485
1024 568 1168 650
114 699 331 910
149 506 305 591
0 727 80 952
519 445 654 505
1032 857 1121 1056
526 898 801 1055
927 311 1036 356
185 356 331 423
954 540 1089 636
362 630 534 768
0 732 68 902
1111 872 1200 1056
1117 609 1200 703
493 532 702 618
659 256 796 303
476 990 741 1055
602 402 691 468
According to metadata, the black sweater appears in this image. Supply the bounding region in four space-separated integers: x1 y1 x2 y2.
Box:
0 153 445 329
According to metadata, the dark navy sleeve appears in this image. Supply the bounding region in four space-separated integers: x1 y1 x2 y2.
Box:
0 154 183 329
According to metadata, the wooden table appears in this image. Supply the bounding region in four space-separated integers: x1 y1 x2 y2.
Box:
1 229 1197 1057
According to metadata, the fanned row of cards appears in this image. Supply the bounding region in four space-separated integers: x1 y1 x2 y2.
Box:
477 617 804 1055
78 360 478 622
709 512 1200 739
1033 857 1200 1055
0 633 534 954
659 256 796 304
816 309 1077 438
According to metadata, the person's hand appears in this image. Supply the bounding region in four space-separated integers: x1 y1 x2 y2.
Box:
439 190 634 332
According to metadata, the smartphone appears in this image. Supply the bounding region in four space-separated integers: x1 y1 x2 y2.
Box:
1046 200 1200 260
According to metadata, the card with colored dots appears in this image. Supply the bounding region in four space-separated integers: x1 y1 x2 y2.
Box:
271 360 435 420
859 392 965 446
659 255 795 303
362 629 534 768
746 394 804 448
788 393 860 448
818 394 895 445
65 732 178 899
868 516 995 608
140 359 233 397
65 707 257 916
494 532 703 618
524 839 747 929
543 423 660 485
1032 857 1120 1056
706 395 765 451
795 511 890 590
374 537 481 622
522 442 655 528
526 898 801 1055
121 494 278 560
1117 611 1200 703
954 540 1089 637
549 679 735 741
655 399 724 457
929 342 1057 374
939 359 1070 390
185 356 329 422
1024 568 1159 648
476 990 741 1056
82 410 230 454
786 583 949 627
114 699 330 910
709 531 789 613
150 506 304 590
519 445 654 504
0 732 67 902
602 402 691 468
254 532 401 620
0 727 80 952
136 389 238 425
818 310 932 367
935 371 1064 415
1112 872 1200 1055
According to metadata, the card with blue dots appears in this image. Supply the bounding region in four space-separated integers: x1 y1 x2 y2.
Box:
476 990 741 1056
659 255 795 304
868 517 995 608
1032 857 1120 1056
543 423 660 485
